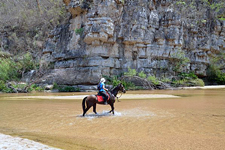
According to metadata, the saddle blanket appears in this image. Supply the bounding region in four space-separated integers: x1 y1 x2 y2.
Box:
97 93 110 103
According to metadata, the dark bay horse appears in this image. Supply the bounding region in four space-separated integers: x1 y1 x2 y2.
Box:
82 83 126 116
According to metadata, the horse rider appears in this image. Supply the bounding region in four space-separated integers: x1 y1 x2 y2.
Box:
98 78 109 105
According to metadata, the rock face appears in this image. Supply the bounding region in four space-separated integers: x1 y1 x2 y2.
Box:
40 0 225 85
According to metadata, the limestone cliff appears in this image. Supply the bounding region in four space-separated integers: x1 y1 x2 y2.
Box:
40 0 225 86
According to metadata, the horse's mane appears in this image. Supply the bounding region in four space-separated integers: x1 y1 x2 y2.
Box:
110 84 120 97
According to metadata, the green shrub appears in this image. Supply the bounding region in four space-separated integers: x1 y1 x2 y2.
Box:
207 53 225 85
171 72 204 87
138 71 147 78
191 79 205 87
147 75 159 85
27 84 44 92
188 72 198 79
172 78 205 87
0 80 12 93
121 80 135 90
0 58 18 81
104 75 135 90
0 80 6 91
75 28 84 35
112 77 122 87
171 49 190 73
28 84 36 92
216 72 225 84
0 53 37 82
53 82 59 89
172 79 188 87
18 53 37 73
35 86 45 92
161 77 172 83
124 67 137 76
104 75 121 87
12 83 27 89
178 72 198 80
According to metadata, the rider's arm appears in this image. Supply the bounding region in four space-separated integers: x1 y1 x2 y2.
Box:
103 85 108 91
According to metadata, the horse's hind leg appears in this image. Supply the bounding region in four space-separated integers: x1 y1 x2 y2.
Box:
109 104 114 115
83 105 92 116
93 103 97 114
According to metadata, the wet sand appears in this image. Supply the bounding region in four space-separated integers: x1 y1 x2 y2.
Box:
0 89 225 150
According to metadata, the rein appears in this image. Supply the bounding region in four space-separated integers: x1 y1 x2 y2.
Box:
116 92 123 102
110 85 124 102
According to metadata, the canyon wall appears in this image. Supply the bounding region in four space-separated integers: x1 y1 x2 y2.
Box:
40 0 225 85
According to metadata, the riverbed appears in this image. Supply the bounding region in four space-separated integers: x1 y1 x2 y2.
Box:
0 89 225 150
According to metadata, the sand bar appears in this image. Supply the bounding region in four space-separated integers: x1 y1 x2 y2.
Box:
178 85 225 90
4 94 179 100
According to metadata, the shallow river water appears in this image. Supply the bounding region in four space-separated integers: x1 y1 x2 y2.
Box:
0 89 225 150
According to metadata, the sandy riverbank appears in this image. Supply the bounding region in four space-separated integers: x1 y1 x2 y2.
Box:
178 85 225 90
0 133 61 150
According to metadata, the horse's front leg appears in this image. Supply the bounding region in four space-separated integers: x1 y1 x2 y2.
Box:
93 103 97 114
109 104 114 115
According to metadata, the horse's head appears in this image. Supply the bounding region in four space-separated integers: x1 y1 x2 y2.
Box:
118 83 126 93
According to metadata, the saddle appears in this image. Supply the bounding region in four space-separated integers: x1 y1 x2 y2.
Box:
96 92 110 103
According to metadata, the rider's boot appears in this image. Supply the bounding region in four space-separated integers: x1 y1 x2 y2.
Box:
104 99 108 105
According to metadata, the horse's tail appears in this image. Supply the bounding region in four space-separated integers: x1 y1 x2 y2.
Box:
82 96 87 113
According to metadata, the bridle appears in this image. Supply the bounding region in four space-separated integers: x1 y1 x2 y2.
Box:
110 83 126 102
116 84 125 102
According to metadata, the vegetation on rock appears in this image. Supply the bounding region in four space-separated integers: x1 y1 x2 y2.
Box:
0 0 68 93
104 68 205 91
207 51 225 84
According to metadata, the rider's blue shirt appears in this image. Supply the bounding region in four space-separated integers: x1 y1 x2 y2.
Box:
99 82 105 92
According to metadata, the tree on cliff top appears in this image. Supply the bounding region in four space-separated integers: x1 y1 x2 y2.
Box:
0 0 68 55
175 0 224 33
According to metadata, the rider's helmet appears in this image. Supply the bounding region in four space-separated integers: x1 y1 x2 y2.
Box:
100 78 106 83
